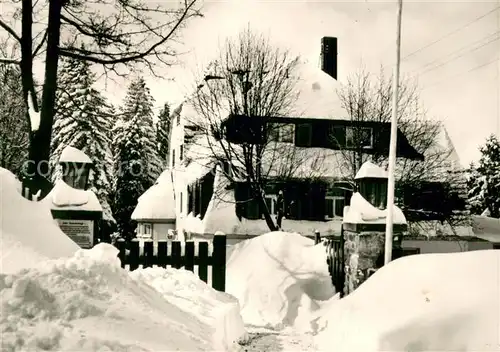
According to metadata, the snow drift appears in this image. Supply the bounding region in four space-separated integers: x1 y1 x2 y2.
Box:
1 243 247 351
1 167 247 351
226 231 337 330
314 250 500 352
0 168 79 274
130 267 248 350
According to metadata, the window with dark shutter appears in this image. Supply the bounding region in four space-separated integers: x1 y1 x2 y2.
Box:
180 145 184 161
295 123 312 147
172 149 176 168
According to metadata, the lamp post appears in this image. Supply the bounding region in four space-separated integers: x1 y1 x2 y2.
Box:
385 0 404 265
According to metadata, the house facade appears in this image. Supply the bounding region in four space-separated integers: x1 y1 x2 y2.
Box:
168 102 426 236
162 57 467 237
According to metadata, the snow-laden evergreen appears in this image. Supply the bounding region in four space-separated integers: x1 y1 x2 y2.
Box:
50 57 115 222
156 102 171 167
467 134 500 218
112 77 162 238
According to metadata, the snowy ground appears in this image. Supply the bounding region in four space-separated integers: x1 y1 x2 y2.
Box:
0 168 246 351
235 326 317 351
2 166 499 351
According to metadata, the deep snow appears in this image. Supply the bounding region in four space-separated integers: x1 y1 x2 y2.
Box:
314 250 500 352
226 231 337 330
0 167 247 351
0 169 79 274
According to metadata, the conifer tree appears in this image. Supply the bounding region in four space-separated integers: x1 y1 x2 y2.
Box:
112 77 162 239
156 102 171 166
51 57 115 223
467 135 500 218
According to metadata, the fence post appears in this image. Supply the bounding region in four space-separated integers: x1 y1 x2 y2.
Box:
116 238 127 268
129 239 140 271
314 230 321 244
212 232 226 292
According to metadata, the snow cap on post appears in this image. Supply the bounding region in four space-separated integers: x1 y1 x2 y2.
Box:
354 161 388 180
59 146 93 164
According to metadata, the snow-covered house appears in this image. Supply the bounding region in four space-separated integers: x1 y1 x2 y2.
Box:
165 60 430 236
131 170 177 241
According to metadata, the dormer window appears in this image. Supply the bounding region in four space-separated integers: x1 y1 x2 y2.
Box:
345 126 373 149
268 123 295 143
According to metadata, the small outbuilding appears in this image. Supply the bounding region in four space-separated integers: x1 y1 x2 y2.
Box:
131 169 177 241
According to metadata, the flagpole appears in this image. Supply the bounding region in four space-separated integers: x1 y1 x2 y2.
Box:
385 0 404 265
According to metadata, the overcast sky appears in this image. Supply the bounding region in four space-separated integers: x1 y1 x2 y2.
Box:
3 0 497 167
129 0 498 168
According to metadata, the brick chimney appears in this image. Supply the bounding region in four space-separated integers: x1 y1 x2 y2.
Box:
321 37 338 80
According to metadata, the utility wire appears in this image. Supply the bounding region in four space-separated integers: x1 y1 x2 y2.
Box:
420 58 499 91
412 30 500 76
402 5 500 61
416 34 500 77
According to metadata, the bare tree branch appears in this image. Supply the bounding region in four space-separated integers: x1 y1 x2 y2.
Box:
0 19 21 42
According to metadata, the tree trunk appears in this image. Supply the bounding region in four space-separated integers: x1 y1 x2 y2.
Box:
251 184 278 231
25 0 64 196
21 0 38 174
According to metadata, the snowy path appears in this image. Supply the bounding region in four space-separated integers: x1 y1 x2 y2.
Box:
235 326 318 352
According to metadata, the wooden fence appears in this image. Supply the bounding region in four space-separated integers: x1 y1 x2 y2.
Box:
113 234 227 292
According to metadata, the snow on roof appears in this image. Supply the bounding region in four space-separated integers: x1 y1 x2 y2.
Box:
0 167 79 274
289 60 345 119
354 161 388 180
262 144 352 179
43 179 103 212
132 169 176 220
343 192 407 225
173 60 347 129
59 145 93 164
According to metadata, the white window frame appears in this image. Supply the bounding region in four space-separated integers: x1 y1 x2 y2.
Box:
262 194 277 218
345 126 373 149
325 196 345 220
143 223 152 239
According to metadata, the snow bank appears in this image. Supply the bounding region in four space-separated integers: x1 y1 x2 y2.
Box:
1 243 247 351
226 231 337 330
130 267 248 350
0 168 79 274
314 250 500 352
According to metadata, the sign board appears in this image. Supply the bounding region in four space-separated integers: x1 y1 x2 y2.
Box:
56 219 94 249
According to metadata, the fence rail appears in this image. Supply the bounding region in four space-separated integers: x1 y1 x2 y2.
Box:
114 234 227 292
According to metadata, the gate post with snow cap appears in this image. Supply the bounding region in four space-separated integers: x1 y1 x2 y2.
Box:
341 161 407 296
43 146 103 249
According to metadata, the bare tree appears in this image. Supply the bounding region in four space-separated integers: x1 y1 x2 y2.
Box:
335 67 469 228
0 0 201 196
0 46 29 175
186 28 326 231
